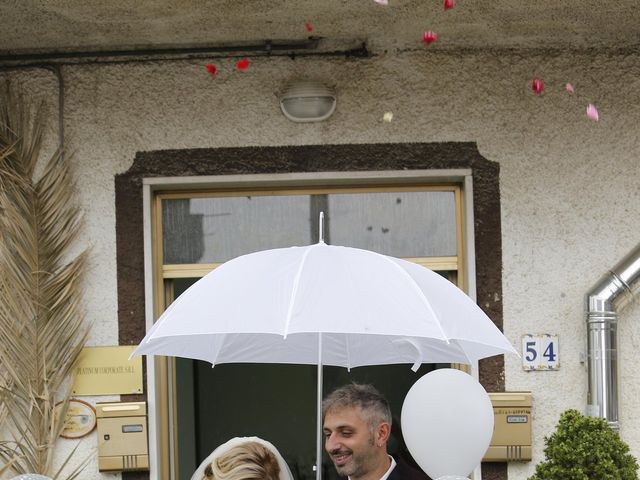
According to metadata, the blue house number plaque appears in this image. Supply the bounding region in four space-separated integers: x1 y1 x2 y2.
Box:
521 334 559 371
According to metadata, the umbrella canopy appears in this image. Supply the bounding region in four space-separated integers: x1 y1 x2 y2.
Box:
134 241 516 366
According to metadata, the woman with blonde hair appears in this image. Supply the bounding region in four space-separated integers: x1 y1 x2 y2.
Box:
191 437 294 480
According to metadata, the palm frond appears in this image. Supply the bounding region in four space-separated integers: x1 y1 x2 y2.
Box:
51 441 94 480
0 83 90 478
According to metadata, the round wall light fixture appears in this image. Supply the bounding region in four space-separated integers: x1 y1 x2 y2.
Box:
279 80 336 123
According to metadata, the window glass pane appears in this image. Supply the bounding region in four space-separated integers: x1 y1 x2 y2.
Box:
162 195 311 264
162 190 457 264
327 191 456 257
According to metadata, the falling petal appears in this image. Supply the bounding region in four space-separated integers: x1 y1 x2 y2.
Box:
586 104 599 121
422 31 438 45
444 0 455 10
383 112 394 122
374 0 389 5
566 83 574 94
531 78 544 94
205 63 217 76
236 58 251 70
305 22 313 32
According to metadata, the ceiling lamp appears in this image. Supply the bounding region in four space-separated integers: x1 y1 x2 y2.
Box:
279 80 336 123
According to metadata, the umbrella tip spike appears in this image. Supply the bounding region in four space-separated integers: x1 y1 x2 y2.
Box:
318 211 325 243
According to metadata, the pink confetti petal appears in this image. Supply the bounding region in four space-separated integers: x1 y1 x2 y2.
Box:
305 22 313 32
586 104 599 121
565 83 574 94
205 63 217 76
374 0 388 4
444 0 455 10
422 31 438 45
236 58 250 70
531 78 544 94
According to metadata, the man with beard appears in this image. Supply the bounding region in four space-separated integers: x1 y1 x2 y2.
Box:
322 383 428 480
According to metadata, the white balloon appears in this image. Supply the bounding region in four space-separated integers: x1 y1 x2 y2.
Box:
401 368 494 479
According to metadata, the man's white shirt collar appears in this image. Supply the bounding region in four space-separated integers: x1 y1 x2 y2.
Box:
380 455 397 480
348 455 396 480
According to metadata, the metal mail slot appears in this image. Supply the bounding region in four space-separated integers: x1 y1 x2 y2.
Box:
483 392 532 462
96 401 149 472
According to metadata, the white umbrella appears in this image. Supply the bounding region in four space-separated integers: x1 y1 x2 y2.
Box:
133 217 517 480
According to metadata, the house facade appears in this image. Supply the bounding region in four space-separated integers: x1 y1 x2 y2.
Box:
1 2 639 479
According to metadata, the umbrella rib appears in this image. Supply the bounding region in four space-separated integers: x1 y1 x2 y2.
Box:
210 333 226 367
283 243 319 338
376 253 451 343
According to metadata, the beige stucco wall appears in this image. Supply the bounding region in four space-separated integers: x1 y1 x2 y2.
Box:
2 48 639 479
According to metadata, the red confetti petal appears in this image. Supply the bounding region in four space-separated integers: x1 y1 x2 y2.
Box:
422 31 438 45
444 0 455 10
565 83 574 94
236 58 250 70
205 63 217 76
531 78 544 94
305 22 313 32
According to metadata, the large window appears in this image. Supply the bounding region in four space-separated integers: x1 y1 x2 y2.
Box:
152 184 468 480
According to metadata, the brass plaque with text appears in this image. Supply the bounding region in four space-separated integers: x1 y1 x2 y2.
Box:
72 346 143 396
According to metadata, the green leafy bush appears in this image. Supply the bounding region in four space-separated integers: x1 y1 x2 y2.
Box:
529 409 639 480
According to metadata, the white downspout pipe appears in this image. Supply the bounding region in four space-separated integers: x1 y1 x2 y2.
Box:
586 243 640 429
